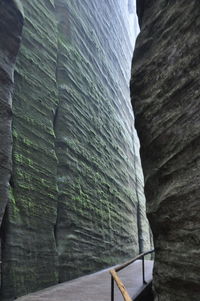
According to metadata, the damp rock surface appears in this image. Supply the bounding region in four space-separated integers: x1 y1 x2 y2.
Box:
131 1 200 300
0 0 23 296
0 0 23 224
1 0 151 299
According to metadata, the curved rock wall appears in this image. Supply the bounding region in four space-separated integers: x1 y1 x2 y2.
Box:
0 1 23 224
1 0 151 299
2 2 60 299
0 0 23 295
131 1 200 300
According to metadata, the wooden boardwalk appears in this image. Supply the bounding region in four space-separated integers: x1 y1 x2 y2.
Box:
16 260 154 301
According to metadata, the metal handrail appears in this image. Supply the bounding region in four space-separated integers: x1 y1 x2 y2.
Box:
110 249 155 301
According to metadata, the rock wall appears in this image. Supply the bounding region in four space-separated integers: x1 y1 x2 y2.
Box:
1 0 151 300
0 0 23 294
0 0 23 225
131 1 200 300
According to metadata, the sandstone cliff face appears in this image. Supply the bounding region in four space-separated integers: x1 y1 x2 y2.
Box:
1 1 151 300
0 0 23 293
131 1 200 300
0 1 23 224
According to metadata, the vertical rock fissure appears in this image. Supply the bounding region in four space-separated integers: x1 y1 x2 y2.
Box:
0 207 8 292
53 0 68 282
132 127 143 254
137 202 143 253
52 60 59 253
52 75 60 270
51 0 62 277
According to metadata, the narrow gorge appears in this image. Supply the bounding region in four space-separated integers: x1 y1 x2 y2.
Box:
0 1 199 301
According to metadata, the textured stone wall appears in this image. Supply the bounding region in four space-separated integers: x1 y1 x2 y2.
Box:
0 0 23 225
131 1 200 300
0 1 151 300
0 0 23 295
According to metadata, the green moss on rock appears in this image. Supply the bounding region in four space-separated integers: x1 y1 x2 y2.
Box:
1 0 151 299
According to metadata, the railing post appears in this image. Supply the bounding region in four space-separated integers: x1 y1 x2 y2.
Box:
142 255 147 284
111 275 114 301
110 249 154 300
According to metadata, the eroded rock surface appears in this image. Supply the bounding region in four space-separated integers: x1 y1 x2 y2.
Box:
0 0 23 223
1 0 151 299
131 1 200 300
0 0 23 292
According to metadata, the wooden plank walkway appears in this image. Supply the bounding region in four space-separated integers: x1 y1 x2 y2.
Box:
16 260 154 301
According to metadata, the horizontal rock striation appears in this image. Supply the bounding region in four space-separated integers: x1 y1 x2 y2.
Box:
0 0 23 224
0 0 23 297
54 0 151 282
1 1 60 300
131 1 200 300
1 0 151 299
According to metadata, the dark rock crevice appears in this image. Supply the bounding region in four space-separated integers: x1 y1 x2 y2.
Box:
52 19 60 259
132 129 144 255
0 206 8 292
